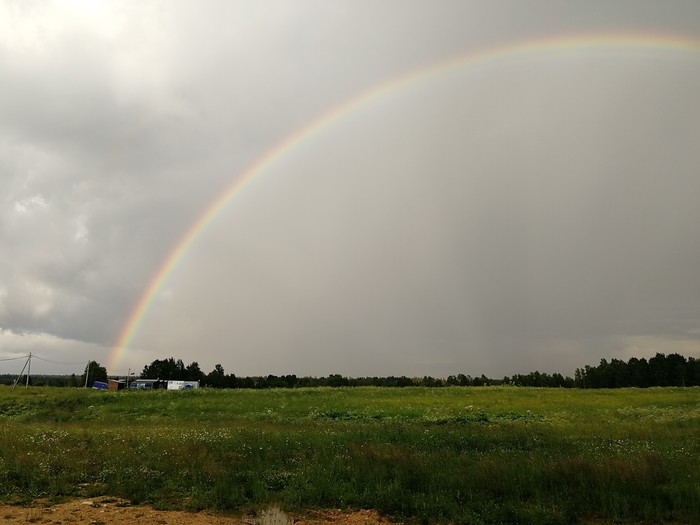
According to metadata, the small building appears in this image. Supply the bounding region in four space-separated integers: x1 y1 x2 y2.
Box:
167 380 200 390
108 379 126 391
130 378 166 390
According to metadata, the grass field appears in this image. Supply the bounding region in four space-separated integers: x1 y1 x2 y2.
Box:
0 386 698 524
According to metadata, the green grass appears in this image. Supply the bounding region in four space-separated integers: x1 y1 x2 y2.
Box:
1 386 699 523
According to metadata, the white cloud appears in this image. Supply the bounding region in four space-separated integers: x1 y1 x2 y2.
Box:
13 194 47 214
73 214 88 242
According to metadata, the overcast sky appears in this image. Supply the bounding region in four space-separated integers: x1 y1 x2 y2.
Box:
2 0 700 379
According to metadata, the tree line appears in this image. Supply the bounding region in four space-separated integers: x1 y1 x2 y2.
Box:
574 353 700 388
136 352 699 389
3 352 698 389
135 357 575 388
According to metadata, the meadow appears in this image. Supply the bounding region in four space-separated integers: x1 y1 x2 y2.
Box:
0 386 698 524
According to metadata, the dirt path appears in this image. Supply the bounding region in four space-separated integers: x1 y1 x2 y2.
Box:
0 497 391 525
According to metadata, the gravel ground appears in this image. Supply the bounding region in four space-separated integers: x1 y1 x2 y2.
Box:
0 497 390 525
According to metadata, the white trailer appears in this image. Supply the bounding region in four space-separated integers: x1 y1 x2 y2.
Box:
167 380 200 390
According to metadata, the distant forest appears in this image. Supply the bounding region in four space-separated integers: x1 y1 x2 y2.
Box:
2 352 699 389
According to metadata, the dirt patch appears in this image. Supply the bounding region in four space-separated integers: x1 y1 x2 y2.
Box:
0 497 393 525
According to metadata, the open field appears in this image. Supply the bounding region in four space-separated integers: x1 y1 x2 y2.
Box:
1 386 698 524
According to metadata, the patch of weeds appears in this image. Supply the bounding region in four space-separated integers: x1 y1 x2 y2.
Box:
264 470 293 491
433 412 489 424
46 495 72 505
310 410 383 421
494 410 545 422
0 403 36 418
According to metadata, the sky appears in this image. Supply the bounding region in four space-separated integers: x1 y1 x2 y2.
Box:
2 0 700 379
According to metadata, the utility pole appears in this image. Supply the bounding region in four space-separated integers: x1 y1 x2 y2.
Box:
25 352 31 388
84 361 90 388
12 354 31 389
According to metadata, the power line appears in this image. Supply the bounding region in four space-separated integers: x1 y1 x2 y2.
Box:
0 355 30 361
32 354 87 367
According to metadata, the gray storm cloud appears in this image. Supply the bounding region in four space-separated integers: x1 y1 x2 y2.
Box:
1 0 700 377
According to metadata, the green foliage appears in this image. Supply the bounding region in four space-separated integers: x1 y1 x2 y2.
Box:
0 386 698 524
140 357 203 381
80 361 107 387
576 353 700 388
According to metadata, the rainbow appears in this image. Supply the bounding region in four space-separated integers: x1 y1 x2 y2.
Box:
108 32 700 372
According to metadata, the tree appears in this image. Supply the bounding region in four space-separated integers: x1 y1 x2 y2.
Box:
81 361 107 386
687 357 700 386
628 357 649 388
457 374 471 386
665 353 687 386
206 364 226 388
648 353 669 386
185 361 205 382
141 357 186 380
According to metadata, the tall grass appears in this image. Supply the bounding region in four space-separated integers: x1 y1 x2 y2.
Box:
1 386 698 524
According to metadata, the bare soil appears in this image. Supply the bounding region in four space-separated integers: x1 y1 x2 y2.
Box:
0 497 392 525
